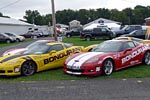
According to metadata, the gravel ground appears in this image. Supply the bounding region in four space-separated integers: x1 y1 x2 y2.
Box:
0 78 150 100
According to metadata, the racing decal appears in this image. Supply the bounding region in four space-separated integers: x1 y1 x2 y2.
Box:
0 54 27 62
67 52 103 69
4 48 27 55
130 60 139 65
113 54 121 59
44 47 82 64
122 46 149 64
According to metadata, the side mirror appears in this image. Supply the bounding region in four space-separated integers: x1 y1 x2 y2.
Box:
49 50 57 55
124 48 132 54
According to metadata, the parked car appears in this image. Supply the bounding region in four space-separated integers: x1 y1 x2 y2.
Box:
21 31 40 38
114 36 150 44
4 32 25 42
2 39 96 56
64 40 150 76
114 25 142 37
80 27 115 41
0 33 16 43
65 28 82 37
2 40 55 56
0 42 85 76
120 30 146 39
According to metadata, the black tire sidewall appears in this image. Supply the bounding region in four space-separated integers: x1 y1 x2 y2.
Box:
102 59 114 76
21 61 36 76
143 51 150 65
86 36 91 41
6 40 11 44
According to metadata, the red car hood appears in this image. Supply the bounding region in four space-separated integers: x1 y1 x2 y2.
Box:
67 52 115 65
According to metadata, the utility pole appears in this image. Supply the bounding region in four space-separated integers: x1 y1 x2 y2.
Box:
51 0 57 41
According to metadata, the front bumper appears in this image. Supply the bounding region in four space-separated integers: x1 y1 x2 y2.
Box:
0 66 21 76
64 65 102 76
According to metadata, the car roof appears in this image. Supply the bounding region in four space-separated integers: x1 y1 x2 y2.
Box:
114 37 132 40
36 40 55 43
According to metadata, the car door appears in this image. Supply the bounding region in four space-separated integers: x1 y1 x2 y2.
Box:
119 41 141 68
100 27 108 36
133 30 144 39
39 44 66 70
0 34 6 42
93 28 101 37
72 29 80 36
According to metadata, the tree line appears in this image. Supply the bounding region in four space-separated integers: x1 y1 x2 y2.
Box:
1 5 150 26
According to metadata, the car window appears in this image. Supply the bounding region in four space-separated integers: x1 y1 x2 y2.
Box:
128 41 135 48
101 28 107 32
135 26 141 30
64 43 72 48
93 28 101 32
125 26 131 31
135 30 144 35
122 43 130 51
121 41 135 51
121 42 135 51
133 41 140 46
92 41 123 52
48 44 64 52
23 44 50 54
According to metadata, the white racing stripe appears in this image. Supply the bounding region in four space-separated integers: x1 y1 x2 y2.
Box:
3 48 27 56
67 52 104 67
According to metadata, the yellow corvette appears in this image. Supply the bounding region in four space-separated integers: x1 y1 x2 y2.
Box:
0 42 84 76
114 36 150 44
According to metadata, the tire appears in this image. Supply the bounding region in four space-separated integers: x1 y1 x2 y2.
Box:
66 34 71 38
6 39 11 44
21 61 37 76
86 36 91 41
142 51 150 65
16 38 20 42
102 59 114 76
109 33 113 39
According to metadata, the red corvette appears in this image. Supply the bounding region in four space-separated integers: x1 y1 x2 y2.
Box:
64 40 150 76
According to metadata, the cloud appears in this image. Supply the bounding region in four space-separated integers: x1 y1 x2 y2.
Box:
0 0 150 19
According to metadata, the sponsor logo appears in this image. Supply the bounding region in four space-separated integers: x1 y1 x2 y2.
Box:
122 46 149 64
44 47 82 64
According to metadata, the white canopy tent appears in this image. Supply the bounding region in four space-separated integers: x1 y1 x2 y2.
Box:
84 23 121 31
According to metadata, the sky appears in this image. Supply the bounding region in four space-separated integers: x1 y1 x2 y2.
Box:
0 0 150 19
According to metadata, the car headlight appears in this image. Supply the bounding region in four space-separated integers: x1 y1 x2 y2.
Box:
85 57 99 64
14 67 20 72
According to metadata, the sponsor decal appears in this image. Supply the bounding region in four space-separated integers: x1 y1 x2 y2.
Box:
122 46 149 64
44 47 81 64
113 54 121 58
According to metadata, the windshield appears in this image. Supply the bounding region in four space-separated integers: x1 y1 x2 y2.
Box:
92 41 123 52
121 26 128 30
23 44 50 54
129 30 136 35
26 41 46 49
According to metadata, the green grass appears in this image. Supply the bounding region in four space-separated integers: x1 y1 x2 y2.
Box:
63 37 103 47
0 37 150 81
